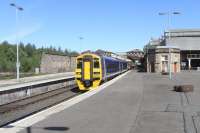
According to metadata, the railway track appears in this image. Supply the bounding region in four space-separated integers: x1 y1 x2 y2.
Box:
0 84 84 127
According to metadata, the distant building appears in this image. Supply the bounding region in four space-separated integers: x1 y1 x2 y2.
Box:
126 49 144 60
146 46 180 73
165 29 200 50
145 29 200 73
122 49 144 69
95 49 132 62
95 49 115 57
165 29 200 70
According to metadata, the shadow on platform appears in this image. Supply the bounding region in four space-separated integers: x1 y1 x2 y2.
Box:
27 126 69 133
3 125 70 133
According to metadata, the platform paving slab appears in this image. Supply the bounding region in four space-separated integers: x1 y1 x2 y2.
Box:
9 71 187 133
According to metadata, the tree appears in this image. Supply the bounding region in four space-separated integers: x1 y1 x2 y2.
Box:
69 51 79 56
0 41 78 73
64 49 69 56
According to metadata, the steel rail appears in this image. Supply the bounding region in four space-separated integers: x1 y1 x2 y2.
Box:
0 80 83 127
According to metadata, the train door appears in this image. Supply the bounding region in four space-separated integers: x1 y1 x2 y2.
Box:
120 62 123 72
84 61 91 80
83 56 93 87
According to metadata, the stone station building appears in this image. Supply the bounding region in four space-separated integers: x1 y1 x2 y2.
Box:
145 29 200 73
146 46 180 73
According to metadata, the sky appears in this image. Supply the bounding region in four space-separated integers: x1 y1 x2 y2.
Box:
0 0 200 52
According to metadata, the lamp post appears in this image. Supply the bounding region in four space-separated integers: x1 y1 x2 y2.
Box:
78 36 84 54
146 43 149 73
159 11 181 80
10 3 23 81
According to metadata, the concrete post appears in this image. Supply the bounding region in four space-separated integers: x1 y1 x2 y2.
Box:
147 57 149 73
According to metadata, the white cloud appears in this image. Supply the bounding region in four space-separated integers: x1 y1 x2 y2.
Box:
0 23 43 42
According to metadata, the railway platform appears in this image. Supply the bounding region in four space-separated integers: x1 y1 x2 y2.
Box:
1 71 200 133
0 72 74 91
0 72 75 108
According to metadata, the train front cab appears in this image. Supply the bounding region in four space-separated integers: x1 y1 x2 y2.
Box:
75 53 102 91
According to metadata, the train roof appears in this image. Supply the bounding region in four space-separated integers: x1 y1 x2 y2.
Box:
81 51 131 62
101 55 129 62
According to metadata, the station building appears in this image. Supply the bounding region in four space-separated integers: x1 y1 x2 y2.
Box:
145 29 200 73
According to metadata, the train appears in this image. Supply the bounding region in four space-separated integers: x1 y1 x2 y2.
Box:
75 52 130 90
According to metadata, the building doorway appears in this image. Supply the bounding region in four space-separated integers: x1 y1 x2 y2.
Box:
174 62 177 73
162 61 168 72
191 59 200 70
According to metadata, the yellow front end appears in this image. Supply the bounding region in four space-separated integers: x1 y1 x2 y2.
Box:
75 53 102 91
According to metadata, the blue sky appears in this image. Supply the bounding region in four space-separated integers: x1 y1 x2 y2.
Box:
0 0 200 52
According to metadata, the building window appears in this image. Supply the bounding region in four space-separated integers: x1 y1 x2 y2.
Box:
161 55 168 61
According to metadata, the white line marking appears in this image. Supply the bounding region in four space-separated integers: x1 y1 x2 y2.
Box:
0 71 130 133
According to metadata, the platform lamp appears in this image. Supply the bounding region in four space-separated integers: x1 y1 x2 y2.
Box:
159 11 181 80
78 36 84 54
10 3 24 81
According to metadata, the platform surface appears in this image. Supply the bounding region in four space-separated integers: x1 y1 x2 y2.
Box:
4 71 200 133
0 72 74 91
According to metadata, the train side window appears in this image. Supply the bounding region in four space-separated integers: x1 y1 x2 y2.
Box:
77 59 82 69
94 58 100 68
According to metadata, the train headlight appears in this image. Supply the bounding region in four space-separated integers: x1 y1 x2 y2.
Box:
76 72 81 75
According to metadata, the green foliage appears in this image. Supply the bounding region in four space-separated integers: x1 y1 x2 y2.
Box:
0 41 79 72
